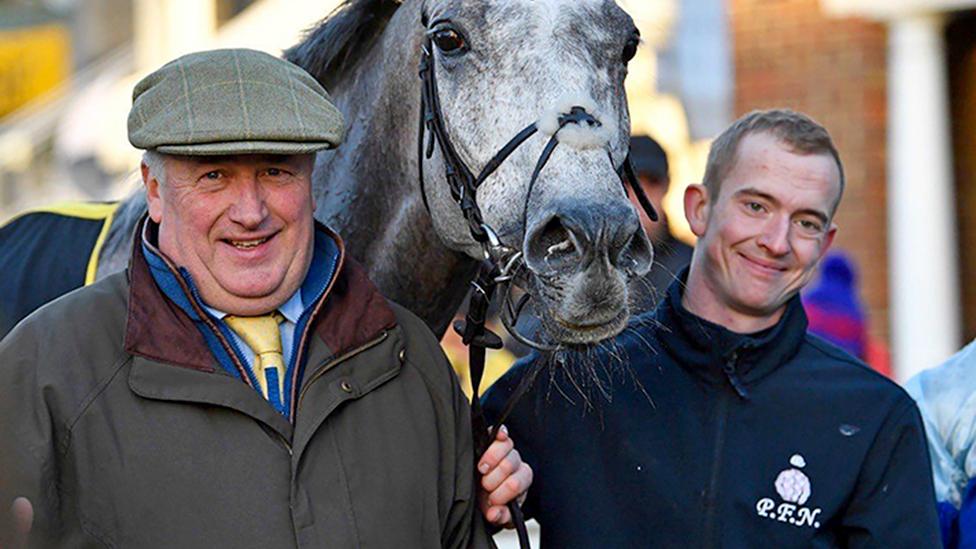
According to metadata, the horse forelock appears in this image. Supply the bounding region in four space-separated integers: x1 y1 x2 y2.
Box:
283 0 404 89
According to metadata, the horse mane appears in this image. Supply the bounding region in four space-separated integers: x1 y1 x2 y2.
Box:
284 0 404 89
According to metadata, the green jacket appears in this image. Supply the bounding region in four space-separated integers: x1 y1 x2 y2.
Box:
0 228 489 548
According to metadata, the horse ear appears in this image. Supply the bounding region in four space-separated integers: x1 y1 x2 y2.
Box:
283 0 402 90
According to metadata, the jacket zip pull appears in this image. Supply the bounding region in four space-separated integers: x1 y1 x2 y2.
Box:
271 431 293 456
722 353 749 399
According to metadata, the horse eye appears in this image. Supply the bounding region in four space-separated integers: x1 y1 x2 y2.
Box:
432 28 467 54
622 38 639 63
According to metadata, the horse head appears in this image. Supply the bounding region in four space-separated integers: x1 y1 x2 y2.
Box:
287 0 653 347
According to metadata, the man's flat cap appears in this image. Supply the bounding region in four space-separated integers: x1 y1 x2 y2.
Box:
128 48 344 155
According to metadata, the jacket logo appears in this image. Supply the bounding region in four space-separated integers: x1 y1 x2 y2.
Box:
755 454 822 529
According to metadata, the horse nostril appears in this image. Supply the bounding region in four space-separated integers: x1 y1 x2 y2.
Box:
611 221 653 278
546 239 575 261
524 201 653 277
524 215 580 272
614 239 645 277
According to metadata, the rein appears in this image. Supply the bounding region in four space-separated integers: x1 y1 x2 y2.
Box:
416 21 658 547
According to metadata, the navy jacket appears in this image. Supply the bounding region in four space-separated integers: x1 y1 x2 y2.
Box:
484 276 940 548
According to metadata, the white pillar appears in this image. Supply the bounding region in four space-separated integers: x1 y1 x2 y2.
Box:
134 0 217 69
887 13 961 380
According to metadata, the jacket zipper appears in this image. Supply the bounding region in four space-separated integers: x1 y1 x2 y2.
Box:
286 247 342 418
267 329 388 458
722 351 749 399
702 354 736 548
274 431 293 456
296 330 391 409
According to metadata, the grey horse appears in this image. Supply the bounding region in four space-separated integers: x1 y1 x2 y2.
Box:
4 0 653 347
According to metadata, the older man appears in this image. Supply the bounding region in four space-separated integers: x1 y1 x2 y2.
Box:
485 109 940 547
0 49 527 548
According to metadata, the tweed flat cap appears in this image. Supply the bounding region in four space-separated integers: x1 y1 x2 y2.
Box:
128 48 344 155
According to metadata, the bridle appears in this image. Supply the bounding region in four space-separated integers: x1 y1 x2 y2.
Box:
416 16 659 548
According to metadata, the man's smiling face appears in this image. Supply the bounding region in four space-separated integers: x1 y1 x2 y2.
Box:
144 153 316 316
691 132 840 322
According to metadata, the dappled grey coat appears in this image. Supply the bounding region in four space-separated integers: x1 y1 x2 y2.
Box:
0 227 489 548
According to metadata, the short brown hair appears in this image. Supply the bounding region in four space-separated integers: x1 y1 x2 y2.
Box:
702 109 845 215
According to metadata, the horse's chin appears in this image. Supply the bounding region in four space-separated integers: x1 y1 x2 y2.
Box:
523 265 635 347
538 307 631 347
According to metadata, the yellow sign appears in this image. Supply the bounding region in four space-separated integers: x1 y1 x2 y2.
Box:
0 24 70 118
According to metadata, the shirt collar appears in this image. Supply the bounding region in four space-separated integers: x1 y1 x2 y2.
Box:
202 290 303 324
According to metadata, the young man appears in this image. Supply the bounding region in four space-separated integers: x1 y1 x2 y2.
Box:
484 109 940 547
0 49 527 548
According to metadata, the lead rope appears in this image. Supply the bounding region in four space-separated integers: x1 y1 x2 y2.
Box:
452 261 533 547
458 258 558 548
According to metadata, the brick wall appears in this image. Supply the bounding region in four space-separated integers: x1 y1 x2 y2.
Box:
731 0 890 345
948 12 976 342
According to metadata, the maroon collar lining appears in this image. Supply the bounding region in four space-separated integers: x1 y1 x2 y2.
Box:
124 230 215 371
312 252 398 358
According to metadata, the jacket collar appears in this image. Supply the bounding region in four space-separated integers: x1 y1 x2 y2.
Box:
124 216 398 430
655 267 808 390
125 216 397 365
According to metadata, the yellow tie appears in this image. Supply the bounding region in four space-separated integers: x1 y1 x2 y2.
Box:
225 312 286 404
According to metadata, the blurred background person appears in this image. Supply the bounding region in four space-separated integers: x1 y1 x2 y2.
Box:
802 252 866 358
627 135 693 313
802 251 892 377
